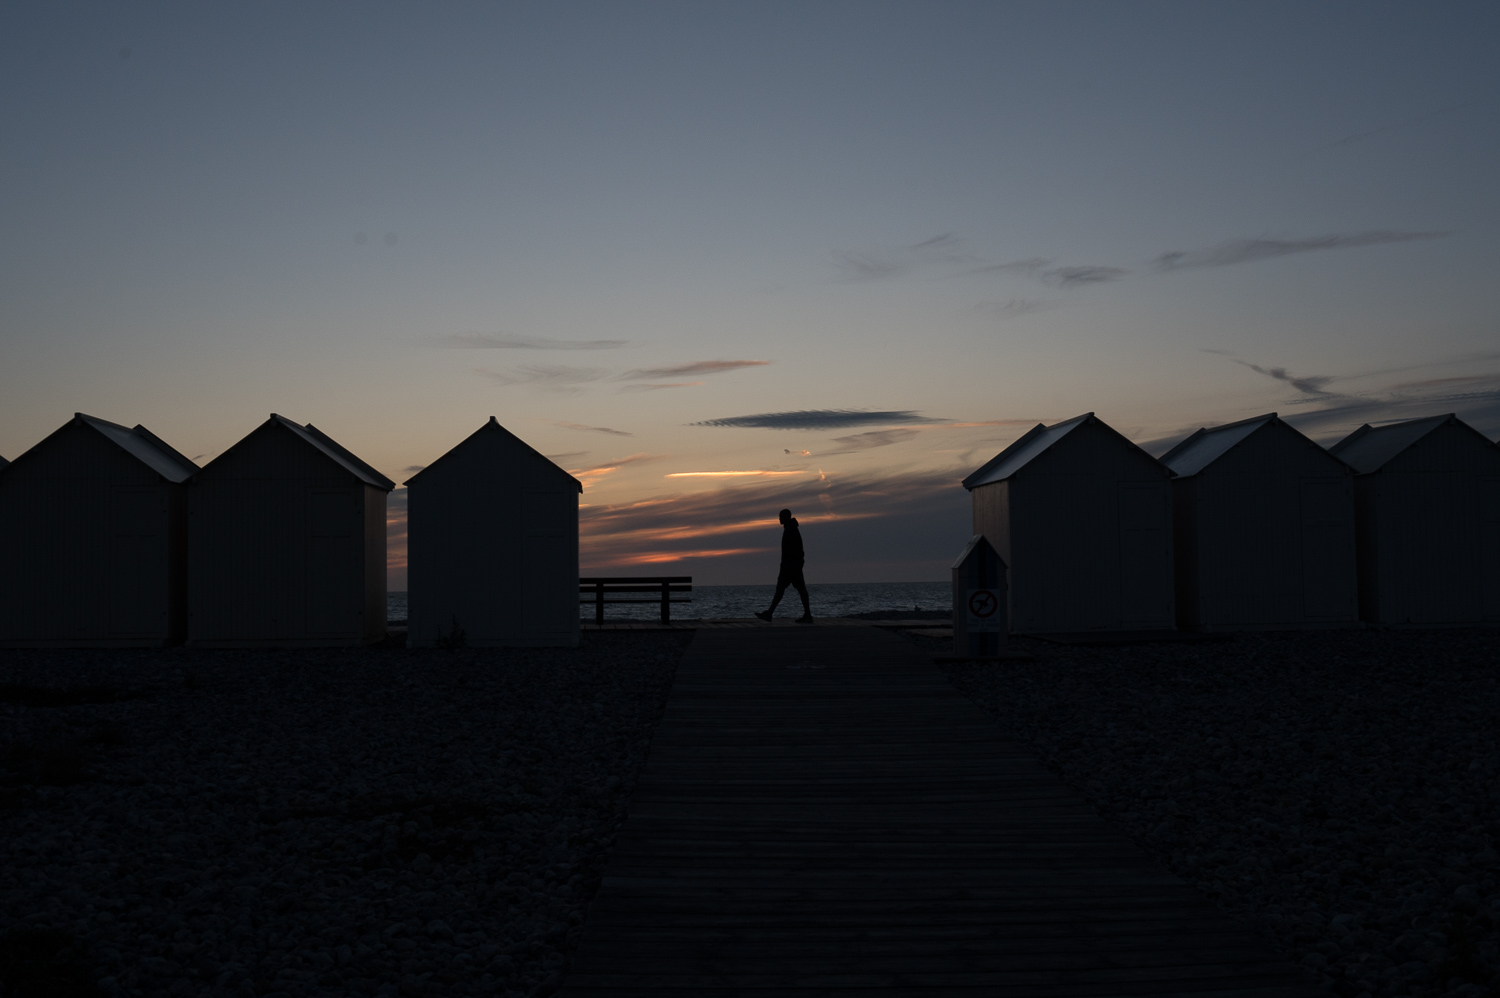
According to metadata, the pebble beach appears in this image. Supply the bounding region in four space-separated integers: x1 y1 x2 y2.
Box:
0 632 687 998
931 627 1500 998
2 624 1497 998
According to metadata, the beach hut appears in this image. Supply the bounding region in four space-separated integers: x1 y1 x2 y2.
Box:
0 413 197 646
962 412 1174 633
405 417 582 648
1161 413 1357 631
1329 413 1500 625
188 414 394 646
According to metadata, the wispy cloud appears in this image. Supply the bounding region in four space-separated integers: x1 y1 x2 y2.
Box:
1154 231 1449 271
623 360 770 379
693 409 944 430
428 333 626 350
1041 265 1129 286
620 381 704 392
972 257 1051 277
666 470 807 478
545 451 588 462
974 297 1059 319
973 257 1127 287
825 428 922 454
554 420 632 437
829 250 911 282
943 419 1039 428
831 235 1128 292
1234 361 1337 397
569 453 667 488
830 233 982 282
1205 354 1500 444
476 365 609 392
620 547 771 566
402 464 425 473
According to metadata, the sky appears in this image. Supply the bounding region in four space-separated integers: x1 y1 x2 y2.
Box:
3 1 1498 587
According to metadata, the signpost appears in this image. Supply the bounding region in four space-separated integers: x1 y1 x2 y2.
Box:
952 534 1008 657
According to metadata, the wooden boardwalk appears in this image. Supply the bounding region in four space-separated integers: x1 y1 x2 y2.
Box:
562 626 1325 997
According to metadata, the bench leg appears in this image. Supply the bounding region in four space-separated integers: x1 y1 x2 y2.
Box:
595 587 604 626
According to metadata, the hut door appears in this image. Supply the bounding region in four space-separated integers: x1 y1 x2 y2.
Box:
1482 478 1500 621
307 488 358 637
522 490 575 640
1299 479 1356 621
110 488 166 637
1118 483 1172 626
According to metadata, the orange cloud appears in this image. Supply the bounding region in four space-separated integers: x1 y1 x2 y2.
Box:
578 468 964 570
569 453 668 487
606 547 770 566
665 470 806 478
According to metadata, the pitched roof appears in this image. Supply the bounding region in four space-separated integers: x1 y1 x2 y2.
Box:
269 414 396 490
404 416 582 492
961 413 1093 490
74 413 199 483
1329 413 1454 474
1158 413 1276 478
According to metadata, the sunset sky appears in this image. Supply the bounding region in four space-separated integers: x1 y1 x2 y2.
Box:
3 2 1498 586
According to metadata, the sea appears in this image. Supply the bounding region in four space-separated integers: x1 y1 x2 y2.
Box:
386 581 951 624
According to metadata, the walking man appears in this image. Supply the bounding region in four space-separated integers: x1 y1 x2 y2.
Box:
756 508 813 623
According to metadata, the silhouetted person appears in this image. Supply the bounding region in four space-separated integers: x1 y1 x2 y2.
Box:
756 508 813 623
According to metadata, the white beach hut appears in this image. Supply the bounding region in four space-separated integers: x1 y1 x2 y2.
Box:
1329 413 1500 625
188 414 394 646
0 413 198 647
962 412 1174 633
1161 413 1357 631
405 417 582 648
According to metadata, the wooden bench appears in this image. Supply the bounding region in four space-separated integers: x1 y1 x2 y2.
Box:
579 576 692 624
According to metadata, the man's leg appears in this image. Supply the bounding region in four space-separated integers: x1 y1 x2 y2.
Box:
792 568 812 620
757 573 791 620
768 577 789 612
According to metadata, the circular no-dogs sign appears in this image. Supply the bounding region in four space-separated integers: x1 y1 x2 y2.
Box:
966 591 1002 630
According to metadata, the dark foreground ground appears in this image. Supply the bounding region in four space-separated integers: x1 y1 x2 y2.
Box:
2 626 1496 998
906 627 1500 998
0 632 688 998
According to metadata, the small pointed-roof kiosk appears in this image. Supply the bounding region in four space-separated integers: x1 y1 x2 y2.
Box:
0 413 198 646
1161 413 1357 631
1329 413 1500 625
962 412 1174 633
405 417 582 647
188 414 394 646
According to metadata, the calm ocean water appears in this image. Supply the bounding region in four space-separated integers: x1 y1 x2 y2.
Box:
386 581 950 624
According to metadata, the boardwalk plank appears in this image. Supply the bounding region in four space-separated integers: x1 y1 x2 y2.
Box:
559 626 1324 997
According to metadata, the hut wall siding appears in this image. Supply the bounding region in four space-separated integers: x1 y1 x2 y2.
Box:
188 424 378 646
1172 477 1202 630
977 420 1173 633
407 426 579 648
408 482 524 645
1481 476 1500 621
1180 423 1357 631
0 422 183 647
1355 421 1500 625
969 479 1011 619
